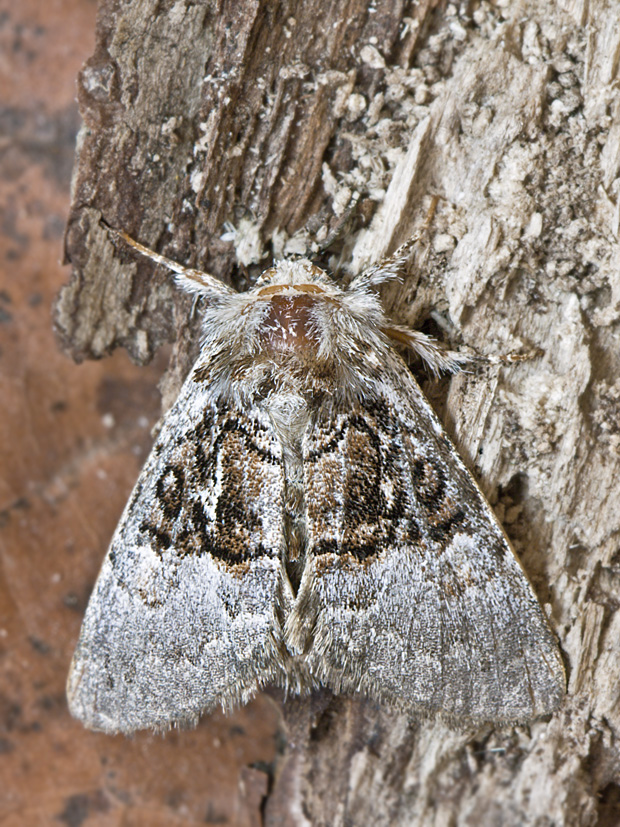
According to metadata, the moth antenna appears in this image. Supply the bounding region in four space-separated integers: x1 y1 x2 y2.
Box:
105 224 235 299
350 195 440 290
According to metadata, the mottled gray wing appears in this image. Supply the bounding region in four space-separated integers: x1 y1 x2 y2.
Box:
67 367 289 734
290 355 565 722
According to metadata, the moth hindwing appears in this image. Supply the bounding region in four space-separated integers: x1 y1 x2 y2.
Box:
67 232 565 733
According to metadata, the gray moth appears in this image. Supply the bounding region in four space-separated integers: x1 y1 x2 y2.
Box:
67 229 565 734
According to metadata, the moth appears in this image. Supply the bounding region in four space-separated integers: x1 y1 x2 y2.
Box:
67 227 565 734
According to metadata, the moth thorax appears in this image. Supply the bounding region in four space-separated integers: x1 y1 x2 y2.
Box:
259 295 320 356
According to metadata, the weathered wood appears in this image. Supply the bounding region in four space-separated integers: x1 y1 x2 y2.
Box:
57 0 428 363
59 0 620 823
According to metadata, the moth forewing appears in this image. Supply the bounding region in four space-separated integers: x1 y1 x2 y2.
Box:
291 356 564 721
67 379 292 733
67 231 565 733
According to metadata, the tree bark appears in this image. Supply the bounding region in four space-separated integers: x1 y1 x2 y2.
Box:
59 0 620 824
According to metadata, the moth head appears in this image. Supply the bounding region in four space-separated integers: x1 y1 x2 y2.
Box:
254 259 333 290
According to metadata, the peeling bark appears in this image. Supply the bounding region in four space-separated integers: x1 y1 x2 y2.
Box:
59 0 620 824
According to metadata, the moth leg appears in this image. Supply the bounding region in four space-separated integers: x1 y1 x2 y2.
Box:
382 325 471 375
383 324 543 376
104 222 234 299
482 346 545 365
